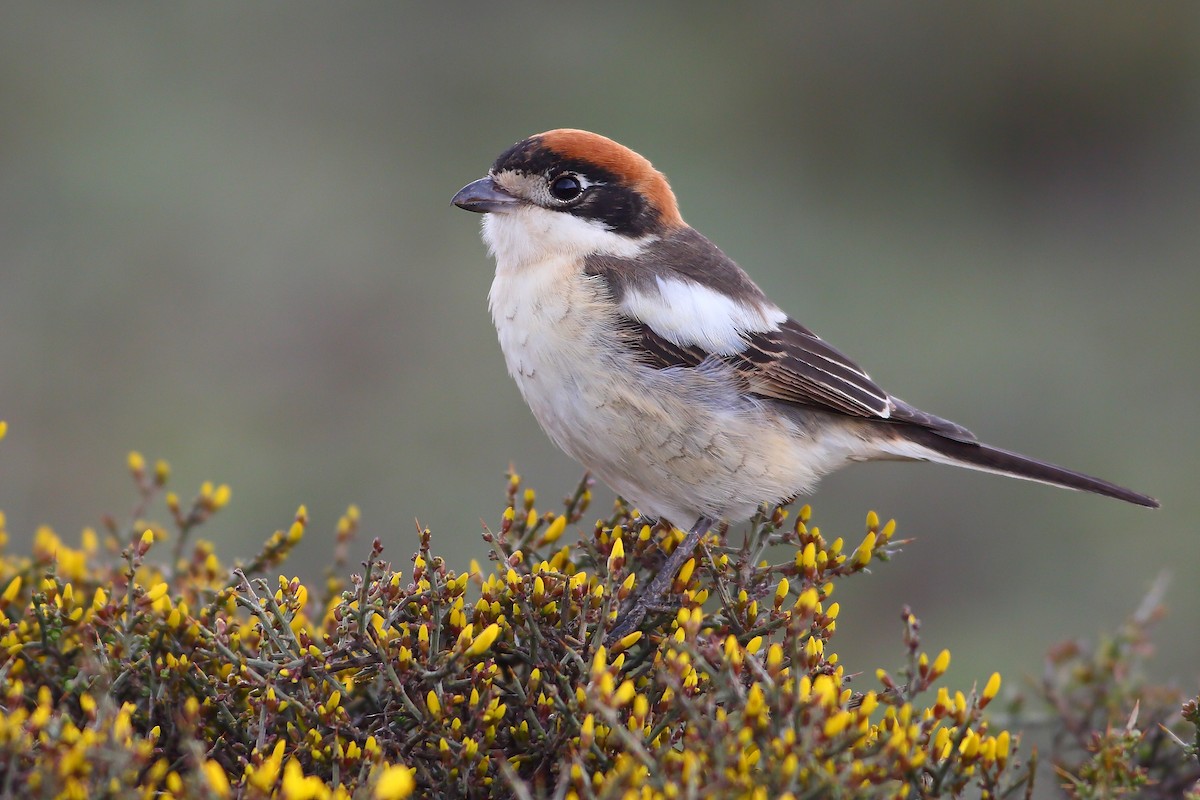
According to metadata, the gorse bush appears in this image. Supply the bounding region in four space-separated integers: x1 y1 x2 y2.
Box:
0 431 1195 798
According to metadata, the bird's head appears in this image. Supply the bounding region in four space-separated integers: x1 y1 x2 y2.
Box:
452 129 685 266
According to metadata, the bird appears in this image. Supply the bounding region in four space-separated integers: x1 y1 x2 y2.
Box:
451 129 1158 641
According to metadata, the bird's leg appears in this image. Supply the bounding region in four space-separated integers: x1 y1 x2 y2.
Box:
605 516 716 645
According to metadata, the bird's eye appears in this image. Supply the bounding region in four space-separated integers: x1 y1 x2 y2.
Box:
549 174 584 202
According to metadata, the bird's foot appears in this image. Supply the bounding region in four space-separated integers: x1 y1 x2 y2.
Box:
603 516 715 647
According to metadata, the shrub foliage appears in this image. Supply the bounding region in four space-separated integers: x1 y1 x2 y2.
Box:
0 440 1195 798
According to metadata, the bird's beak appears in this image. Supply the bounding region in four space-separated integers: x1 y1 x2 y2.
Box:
451 177 522 213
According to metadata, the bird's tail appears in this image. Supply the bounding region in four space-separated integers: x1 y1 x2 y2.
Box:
898 427 1159 508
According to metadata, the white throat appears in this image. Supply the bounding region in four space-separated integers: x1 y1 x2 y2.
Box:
481 206 652 274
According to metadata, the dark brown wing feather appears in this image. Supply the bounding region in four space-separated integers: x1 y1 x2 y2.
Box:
889 399 977 442
625 314 892 420
623 317 977 441
731 319 891 418
626 321 710 369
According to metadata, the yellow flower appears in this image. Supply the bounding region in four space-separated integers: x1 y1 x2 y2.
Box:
851 532 876 568
211 483 232 509
931 649 951 677
579 714 595 748
607 536 625 573
373 765 416 799
612 680 636 708
608 631 639 657
541 515 567 544
281 759 327 800
203 761 230 799
981 671 1001 706
774 577 789 608
1 576 21 604
823 710 851 738
465 623 501 657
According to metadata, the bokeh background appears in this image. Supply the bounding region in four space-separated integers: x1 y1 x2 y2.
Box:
2 0 1196 759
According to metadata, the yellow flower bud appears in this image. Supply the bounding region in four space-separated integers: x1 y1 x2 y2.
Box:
2 576 21 603
852 532 876 568
931 649 951 677
981 672 1001 705
373 765 416 799
465 623 501 657
203 761 231 798
579 714 595 748
542 515 567 544
607 536 625 573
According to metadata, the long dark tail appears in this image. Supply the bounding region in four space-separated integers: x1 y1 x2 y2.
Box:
901 427 1159 508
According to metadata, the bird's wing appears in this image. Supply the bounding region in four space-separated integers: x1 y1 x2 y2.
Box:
626 313 977 441
628 314 890 418
730 318 893 418
587 228 975 440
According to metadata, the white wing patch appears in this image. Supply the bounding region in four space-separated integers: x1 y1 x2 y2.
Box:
621 276 787 355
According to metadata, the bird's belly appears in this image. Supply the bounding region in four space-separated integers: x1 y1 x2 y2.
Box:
523 360 826 524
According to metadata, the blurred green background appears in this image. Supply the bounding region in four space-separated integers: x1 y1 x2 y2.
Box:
2 0 1196 726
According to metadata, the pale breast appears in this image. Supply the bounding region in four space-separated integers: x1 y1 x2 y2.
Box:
489 258 621 450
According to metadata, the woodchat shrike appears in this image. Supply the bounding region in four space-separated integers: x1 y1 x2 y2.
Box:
452 129 1158 639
